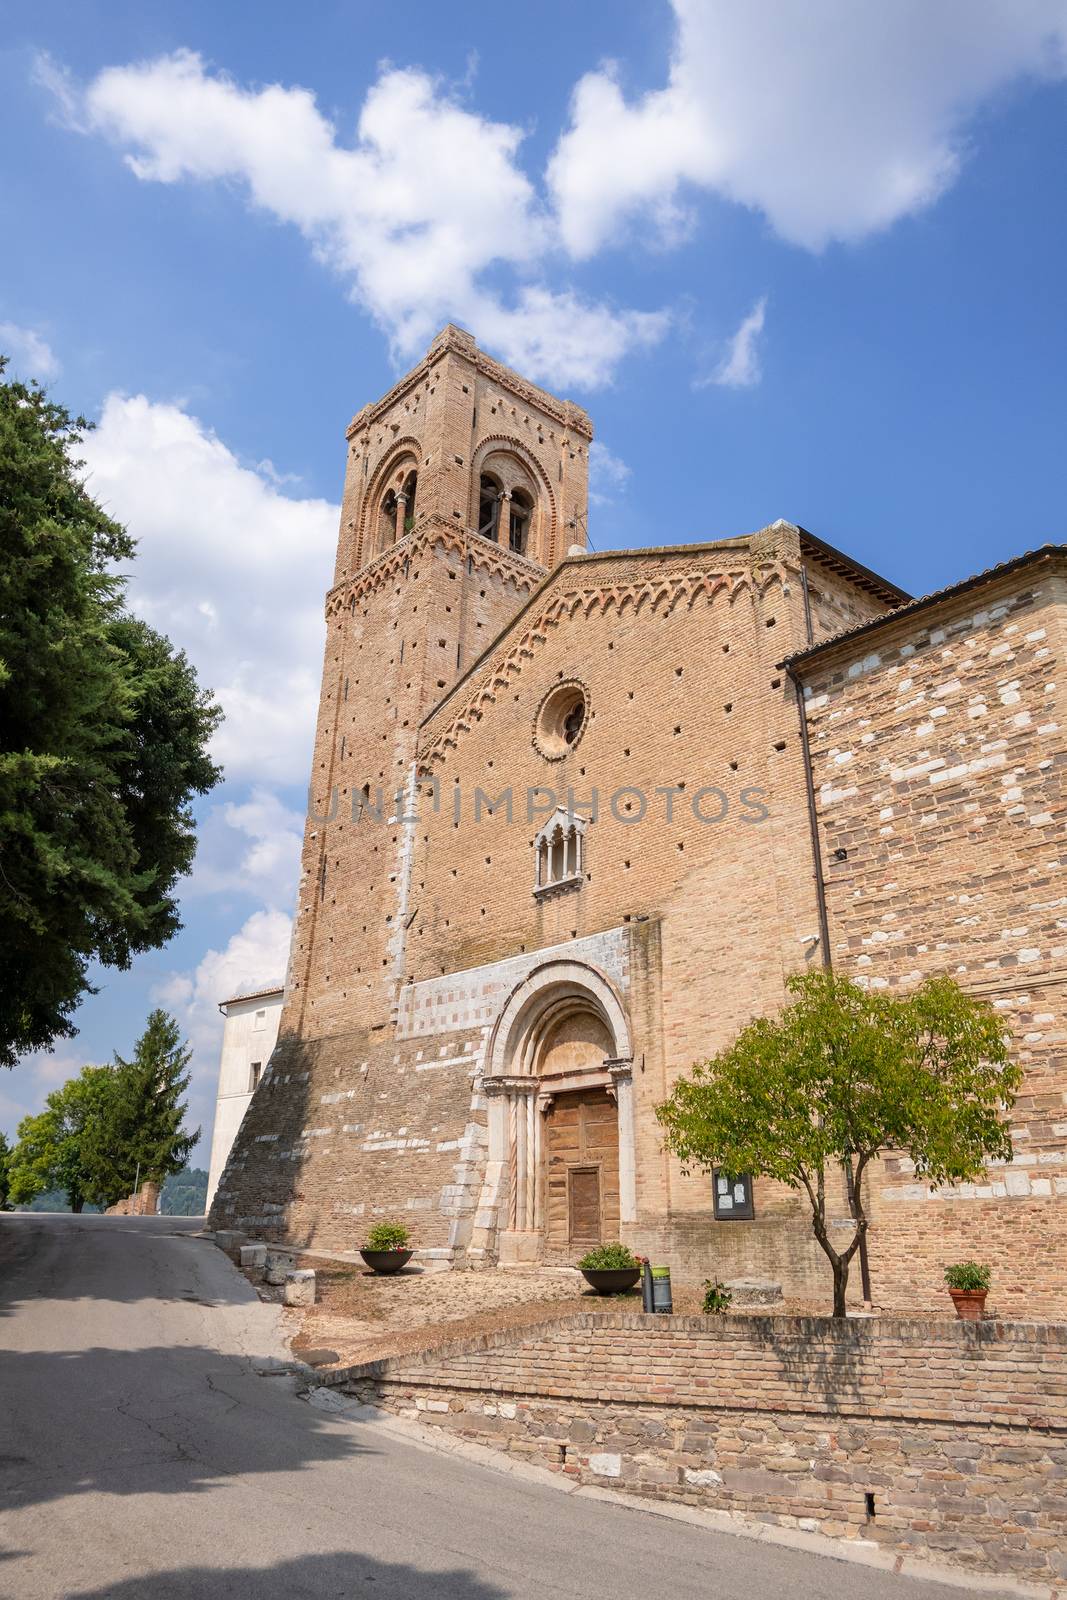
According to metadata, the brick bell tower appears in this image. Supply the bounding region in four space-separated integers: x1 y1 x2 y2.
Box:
283 325 593 1042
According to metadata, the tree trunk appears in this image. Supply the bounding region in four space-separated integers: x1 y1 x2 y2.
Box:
70 1195 84 1213
832 1256 850 1319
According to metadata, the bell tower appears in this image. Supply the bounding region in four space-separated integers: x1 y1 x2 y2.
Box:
284 325 593 1041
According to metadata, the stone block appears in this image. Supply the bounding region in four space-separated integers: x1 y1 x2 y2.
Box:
283 1269 316 1307
265 1249 295 1286
724 1278 783 1306
215 1229 246 1257
240 1243 267 1270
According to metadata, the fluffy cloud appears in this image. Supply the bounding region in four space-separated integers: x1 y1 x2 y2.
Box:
0 320 60 379
700 296 767 390
61 50 665 389
80 391 336 784
549 0 1067 255
189 788 304 906
588 440 632 506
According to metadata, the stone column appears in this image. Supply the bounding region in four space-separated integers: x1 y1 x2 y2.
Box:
497 490 511 545
394 492 407 541
484 1074 539 1258
607 1058 637 1224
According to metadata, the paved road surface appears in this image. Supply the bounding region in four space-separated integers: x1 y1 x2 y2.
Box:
0 1214 974 1600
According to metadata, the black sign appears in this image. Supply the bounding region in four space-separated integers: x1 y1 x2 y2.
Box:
712 1169 754 1220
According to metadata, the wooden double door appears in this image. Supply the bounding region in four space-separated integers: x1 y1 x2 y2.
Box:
542 1088 620 1260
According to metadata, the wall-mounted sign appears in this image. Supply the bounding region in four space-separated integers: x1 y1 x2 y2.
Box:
713 1169 754 1221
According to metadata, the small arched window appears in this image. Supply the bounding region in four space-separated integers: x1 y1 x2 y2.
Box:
533 808 587 897
508 489 532 556
478 474 501 540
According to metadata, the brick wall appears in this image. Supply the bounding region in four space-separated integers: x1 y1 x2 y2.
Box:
798 557 1067 1316
335 1311 1067 1586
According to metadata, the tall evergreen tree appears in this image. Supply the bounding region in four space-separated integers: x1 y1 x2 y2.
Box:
0 360 222 1068
0 1130 11 1210
88 1011 198 1204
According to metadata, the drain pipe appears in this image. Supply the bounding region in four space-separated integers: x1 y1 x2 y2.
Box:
785 655 873 1309
785 661 831 960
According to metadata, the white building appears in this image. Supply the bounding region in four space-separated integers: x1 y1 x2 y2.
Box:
205 984 285 1212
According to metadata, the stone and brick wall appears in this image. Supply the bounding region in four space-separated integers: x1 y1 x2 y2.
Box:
334 1310 1067 1587
797 554 1067 1316
105 1181 160 1217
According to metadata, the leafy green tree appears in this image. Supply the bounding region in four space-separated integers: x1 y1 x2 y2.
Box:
0 360 222 1069
7 1065 116 1211
0 1131 11 1210
656 972 1019 1317
87 1010 198 1205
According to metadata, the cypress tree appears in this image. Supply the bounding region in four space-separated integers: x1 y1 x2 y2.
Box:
89 1011 198 1203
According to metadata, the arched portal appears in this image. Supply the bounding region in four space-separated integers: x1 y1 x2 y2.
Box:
481 960 635 1264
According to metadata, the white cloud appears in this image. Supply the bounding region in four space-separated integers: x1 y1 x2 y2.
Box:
0 321 60 379
80 391 336 785
701 296 767 390
189 788 304 906
60 50 665 389
549 0 1067 255
588 440 632 506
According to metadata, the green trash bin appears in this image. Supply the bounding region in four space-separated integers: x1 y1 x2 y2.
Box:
651 1264 673 1314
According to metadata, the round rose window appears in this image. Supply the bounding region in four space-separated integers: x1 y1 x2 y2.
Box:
534 682 589 760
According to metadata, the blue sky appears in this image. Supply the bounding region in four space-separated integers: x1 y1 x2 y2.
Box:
2 1 1066 1159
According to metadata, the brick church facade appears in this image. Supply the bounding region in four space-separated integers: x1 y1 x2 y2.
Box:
210 325 1067 1315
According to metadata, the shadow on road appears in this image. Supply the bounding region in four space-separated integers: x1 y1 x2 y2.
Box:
0 1344 369 1512
62 1552 508 1600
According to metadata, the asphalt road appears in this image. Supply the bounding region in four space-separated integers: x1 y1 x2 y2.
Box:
0 1213 974 1600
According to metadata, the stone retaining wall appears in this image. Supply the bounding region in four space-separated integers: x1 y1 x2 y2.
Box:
332 1311 1067 1586
105 1181 160 1217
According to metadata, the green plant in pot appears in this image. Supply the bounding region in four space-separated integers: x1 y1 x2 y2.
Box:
944 1261 991 1321
360 1220 413 1274
577 1242 642 1295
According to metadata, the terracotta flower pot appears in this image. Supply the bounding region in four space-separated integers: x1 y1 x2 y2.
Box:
580 1267 642 1295
360 1248 413 1274
948 1287 988 1321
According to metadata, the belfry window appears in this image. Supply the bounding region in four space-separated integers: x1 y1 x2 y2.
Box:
380 489 398 548
400 470 417 535
478 474 501 540
509 489 532 555
534 808 587 897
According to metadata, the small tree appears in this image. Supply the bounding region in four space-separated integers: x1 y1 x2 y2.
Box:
0 1131 11 1210
656 972 1019 1317
87 1010 198 1205
8 1065 116 1211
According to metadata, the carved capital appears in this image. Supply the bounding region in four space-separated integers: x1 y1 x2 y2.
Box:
482 1074 538 1097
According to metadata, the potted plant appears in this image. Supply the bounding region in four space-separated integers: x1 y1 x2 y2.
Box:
578 1242 642 1294
944 1261 991 1320
360 1221 413 1274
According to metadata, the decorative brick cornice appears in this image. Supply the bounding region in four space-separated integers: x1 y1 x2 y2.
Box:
418 555 796 769
325 516 545 618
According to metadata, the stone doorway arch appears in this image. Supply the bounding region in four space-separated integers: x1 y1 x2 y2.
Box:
480 960 635 1264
